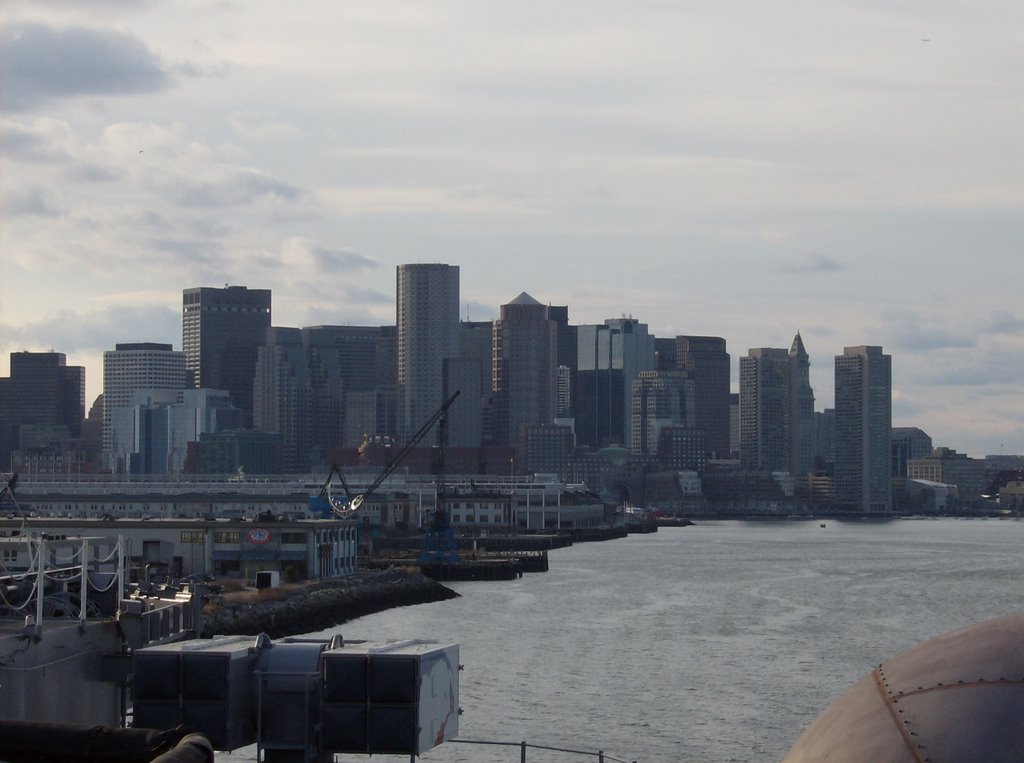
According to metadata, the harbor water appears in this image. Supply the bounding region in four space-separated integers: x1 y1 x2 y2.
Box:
228 518 1024 762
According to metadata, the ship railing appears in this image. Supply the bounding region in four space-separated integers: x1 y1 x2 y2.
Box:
0 534 126 636
451 738 637 763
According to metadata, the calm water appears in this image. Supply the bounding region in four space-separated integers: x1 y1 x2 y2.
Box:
229 518 1024 762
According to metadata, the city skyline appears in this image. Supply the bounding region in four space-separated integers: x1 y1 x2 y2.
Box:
2 2 1022 459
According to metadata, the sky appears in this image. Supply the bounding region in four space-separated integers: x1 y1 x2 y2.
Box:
2 1 1022 459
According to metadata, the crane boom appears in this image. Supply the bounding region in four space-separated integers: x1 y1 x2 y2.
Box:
327 391 460 519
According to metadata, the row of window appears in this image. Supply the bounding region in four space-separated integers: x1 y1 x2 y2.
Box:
180 531 308 545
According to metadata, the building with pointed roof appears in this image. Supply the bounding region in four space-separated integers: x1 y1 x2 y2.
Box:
739 333 816 478
492 292 557 462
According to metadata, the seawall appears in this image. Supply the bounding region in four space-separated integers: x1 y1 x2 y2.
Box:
200 569 460 640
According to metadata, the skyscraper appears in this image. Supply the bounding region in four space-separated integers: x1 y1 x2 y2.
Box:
788 332 816 478
492 292 557 451
0 352 85 467
676 336 731 458
834 345 892 512
396 264 459 443
253 327 345 472
102 343 187 472
575 318 655 448
738 334 816 478
630 369 695 456
739 347 790 472
182 285 271 427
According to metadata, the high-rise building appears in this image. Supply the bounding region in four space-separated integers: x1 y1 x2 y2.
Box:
443 357 482 447
676 336 731 458
815 408 836 469
102 343 187 472
182 285 271 427
739 347 790 472
835 345 892 512
343 388 399 448
253 327 344 472
654 338 677 371
729 392 740 458
492 292 557 451
788 332 816 478
630 369 695 456
546 305 576 417
0 352 85 467
738 334 816 478
396 264 459 442
556 365 572 418
891 427 933 477
575 318 655 448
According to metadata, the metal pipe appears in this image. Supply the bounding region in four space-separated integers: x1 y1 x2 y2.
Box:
79 537 88 625
36 537 46 631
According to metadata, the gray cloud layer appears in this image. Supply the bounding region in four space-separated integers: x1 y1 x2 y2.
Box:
2 22 171 111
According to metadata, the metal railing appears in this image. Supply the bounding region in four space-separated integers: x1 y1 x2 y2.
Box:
451 738 637 763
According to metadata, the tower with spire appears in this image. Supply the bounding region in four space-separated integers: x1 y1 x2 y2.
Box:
739 332 816 478
789 332 816 478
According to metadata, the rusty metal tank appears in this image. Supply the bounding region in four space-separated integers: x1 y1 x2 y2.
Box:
782 612 1024 762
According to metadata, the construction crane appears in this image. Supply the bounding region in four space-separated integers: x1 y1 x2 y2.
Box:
321 392 460 520
418 392 459 564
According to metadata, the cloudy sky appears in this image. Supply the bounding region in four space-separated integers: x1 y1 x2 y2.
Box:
2 1 1022 457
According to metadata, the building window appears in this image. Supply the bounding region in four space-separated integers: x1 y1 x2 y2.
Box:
2 549 17 564
214 531 240 544
280 532 306 545
181 531 204 544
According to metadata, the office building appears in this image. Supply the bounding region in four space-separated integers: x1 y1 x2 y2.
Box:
110 389 243 475
787 332 816 478
738 334 815 478
103 343 187 472
576 318 655 448
546 305 576 417
907 447 987 512
815 408 836 470
834 345 892 512
343 388 399 448
630 370 695 457
676 336 731 458
492 292 557 451
396 264 460 443
253 327 344 472
443 358 483 448
891 427 933 478
739 348 790 472
0 351 85 468
521 422 575 478
182 285 271 427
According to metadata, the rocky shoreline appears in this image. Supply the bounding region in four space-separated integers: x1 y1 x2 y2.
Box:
200 569 460 639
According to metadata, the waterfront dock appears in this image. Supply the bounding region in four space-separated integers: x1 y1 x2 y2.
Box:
200 568 459 639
